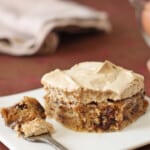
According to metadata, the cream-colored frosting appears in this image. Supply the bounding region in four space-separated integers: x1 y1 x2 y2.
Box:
41 61 144 101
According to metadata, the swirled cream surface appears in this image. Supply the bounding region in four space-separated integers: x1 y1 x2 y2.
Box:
41 61 144 101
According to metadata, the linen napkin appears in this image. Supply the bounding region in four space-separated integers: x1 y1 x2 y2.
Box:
0 0 111 56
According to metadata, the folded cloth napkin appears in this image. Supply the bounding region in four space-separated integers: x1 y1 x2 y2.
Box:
0 0 111 56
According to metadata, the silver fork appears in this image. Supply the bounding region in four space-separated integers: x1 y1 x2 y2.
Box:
24 133 68 150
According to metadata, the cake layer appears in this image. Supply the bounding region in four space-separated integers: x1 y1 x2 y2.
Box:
45 92 148 132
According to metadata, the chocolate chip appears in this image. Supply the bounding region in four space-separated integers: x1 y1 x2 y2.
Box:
98 106 116 130
88 101 98 105
15 103 28 110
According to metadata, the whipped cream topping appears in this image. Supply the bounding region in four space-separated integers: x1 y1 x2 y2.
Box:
41 61 144 100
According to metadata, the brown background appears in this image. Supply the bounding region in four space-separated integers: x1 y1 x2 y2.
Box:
0 0 150 149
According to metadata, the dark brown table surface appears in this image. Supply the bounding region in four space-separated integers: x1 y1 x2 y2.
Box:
0 0 150 150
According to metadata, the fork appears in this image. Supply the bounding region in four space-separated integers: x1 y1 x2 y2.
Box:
24 133 68 150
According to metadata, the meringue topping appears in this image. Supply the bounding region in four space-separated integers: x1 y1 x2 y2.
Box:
41 61 144 101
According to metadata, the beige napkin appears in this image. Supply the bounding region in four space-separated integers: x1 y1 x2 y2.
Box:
0 0 111 56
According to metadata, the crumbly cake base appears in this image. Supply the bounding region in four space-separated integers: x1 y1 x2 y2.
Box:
0 97 55 137
20 118 54 137
45 91 148 132
1 96 46 128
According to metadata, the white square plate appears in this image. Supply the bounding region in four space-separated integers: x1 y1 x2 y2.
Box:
0 88 150 150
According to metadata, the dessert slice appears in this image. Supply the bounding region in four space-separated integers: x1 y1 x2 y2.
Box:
1 96 54 136
41 60 149 132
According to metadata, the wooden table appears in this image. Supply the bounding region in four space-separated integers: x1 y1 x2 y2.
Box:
0 0 150 149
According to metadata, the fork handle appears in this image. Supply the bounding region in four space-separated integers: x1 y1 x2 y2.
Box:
43 135 68 150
